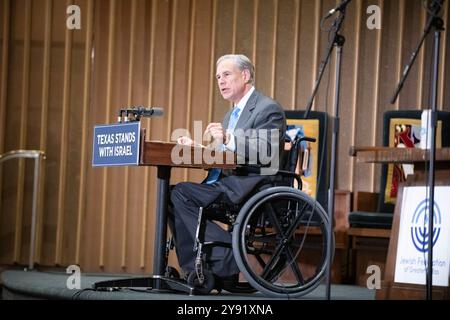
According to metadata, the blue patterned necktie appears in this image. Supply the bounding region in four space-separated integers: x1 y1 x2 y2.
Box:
204 107 241 184
227 107 241 131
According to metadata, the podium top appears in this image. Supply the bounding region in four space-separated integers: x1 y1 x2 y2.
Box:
349 146 450 164
140 141 237 169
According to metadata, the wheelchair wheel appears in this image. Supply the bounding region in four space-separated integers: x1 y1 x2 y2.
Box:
232 186 334 298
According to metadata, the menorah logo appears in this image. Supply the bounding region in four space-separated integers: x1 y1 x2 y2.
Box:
410 198 442 253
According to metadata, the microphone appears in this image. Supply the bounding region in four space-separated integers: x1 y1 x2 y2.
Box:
324 0 352 19
136 106 164 117
429 0 444 15
118 106 164 122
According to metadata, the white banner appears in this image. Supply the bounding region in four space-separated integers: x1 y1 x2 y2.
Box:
394 186 450 286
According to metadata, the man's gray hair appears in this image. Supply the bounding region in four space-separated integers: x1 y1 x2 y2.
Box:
217 54 255 85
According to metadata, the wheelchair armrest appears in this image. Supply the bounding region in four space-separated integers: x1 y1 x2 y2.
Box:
285 136 316 144
298 136 316 143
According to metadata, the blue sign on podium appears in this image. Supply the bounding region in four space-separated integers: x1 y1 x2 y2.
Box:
92 122 141 167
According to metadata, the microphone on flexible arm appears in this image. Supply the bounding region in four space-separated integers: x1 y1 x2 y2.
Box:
136 106 164 117
323 0 352 19
118 106 164 122
429 0 444 15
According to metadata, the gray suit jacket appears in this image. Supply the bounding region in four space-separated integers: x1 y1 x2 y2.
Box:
218 89 286 203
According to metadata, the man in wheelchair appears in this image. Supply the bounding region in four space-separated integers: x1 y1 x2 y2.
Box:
171 54 331 297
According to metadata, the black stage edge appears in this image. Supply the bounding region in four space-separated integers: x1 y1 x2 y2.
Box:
1 269 374 300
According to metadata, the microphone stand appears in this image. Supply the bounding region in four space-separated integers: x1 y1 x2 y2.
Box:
390 1 444 300
304 6 348 300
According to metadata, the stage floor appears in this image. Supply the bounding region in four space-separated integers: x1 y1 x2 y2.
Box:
1 268 375 300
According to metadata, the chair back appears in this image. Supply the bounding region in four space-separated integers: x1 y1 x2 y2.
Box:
279 134 304 173
284 110 328 210
378 109 450 213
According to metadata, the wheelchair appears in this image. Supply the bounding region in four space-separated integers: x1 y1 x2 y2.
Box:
183 133 334 298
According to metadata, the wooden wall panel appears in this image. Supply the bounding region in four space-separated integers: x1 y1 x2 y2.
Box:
441 0 449 108
123 0 148 273
0 0 10 262
438 0 450 108
212 0 235 122
235 0 255 57
338 0 363 191
399 0 425 109
186 0 214 183
295 0 319 109
274 0 297 109
1 0 27 263
314 0 336 113
372 0 402 192
354 0 382 193
83 0 111 272
22 0 41 264
40 0 65 265
1 0 450 274
74 0 93 265
255 0 277 98
144 0 171 270
169 0 192 185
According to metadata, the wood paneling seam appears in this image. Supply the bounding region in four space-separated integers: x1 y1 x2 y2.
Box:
166 0 177 141
0 0 10 251
290 0 300 109
75 0 94 265
140 0 158 270
100 0 117 268
350 0 362 192
55 0 74 265
207 0 217 124
36 0 53 264
121 0 137 268
185 0 196 182
14 0 32 263
370 0 384 192
270 0 278 98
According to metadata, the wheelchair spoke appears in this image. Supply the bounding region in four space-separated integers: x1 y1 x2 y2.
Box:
260 200 312 284
254 253 267 269
284 201 310 240
259 203 290 280
284 246 305 285
264 202 283 234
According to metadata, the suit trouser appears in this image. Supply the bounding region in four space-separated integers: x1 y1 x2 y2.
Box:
169 181 240 277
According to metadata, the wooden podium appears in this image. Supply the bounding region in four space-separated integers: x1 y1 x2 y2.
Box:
351 146 450 299
93 138 236 293
139 140 236 289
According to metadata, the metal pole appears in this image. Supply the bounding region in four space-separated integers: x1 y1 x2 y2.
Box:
304 7 349 299
326 39 344 300
426 23 442 300
153 166 171 288
0 150 45 271
29 155 41 270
